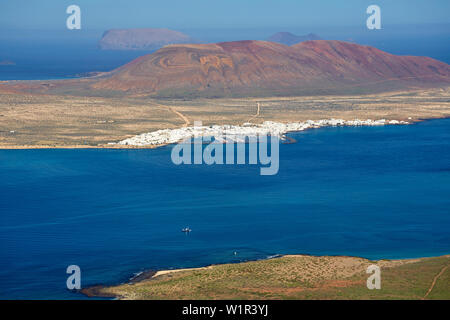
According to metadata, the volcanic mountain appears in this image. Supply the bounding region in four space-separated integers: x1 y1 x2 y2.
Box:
267 32 322 45
87 40 450 97
98 28 194 51
4 40 449 98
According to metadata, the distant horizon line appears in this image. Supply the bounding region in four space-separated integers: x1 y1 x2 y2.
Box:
1 22 450 33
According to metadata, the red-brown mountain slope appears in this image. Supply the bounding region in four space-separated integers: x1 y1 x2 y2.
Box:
89 40 450 97
4 40 449 98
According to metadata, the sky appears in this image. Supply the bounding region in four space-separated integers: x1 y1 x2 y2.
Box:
0 0 449 65
1 0 449 31
0 1 449 80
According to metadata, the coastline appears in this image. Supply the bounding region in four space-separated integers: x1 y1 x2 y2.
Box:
81 253 450 300
2 87 449 149
113 118 411 147
0 117 422 150
0 144 163 150
2 113 448 299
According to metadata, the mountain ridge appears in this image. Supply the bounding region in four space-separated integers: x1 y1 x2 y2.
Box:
3 40 449 98
267 32 322 45
89 40 450 97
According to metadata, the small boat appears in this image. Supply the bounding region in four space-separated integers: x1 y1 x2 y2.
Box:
181 227 192 233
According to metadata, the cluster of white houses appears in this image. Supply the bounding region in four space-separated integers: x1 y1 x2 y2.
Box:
114 118 409 146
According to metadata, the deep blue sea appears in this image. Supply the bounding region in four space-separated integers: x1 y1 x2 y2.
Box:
0 119 449 299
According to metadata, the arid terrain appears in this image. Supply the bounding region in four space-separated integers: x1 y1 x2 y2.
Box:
79 40 450 97
3 40 449 98
1 39 449 148
0 87 449 148
83 254 450 300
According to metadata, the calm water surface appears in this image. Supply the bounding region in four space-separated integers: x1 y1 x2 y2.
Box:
0 119 449 299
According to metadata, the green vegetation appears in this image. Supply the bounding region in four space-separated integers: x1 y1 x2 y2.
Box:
92 255 449 300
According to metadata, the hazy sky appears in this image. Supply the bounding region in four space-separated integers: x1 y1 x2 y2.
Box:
1 0 449 31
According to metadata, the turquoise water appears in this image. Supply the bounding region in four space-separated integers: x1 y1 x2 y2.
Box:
0 119 449 299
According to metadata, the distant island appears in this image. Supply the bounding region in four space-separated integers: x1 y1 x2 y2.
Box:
0 60 16 66
2 39 450 101
4 40 449 98
89 40 450 98
98 28 195 51
267 32 322 45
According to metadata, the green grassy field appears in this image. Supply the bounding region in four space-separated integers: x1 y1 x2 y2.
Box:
88 255 449 300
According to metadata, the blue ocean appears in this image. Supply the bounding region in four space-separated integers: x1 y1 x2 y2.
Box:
0 38 152 81
0 119 449 299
